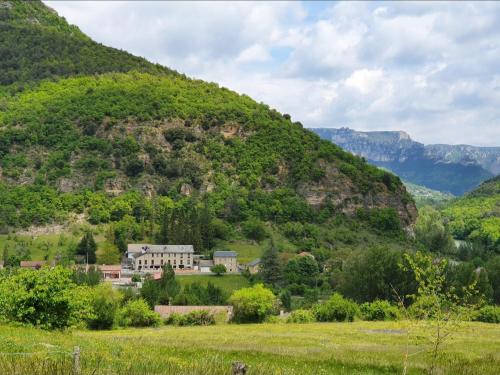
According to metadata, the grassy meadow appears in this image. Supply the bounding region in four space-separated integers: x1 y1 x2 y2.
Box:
0 321 498 375
176 274 250 294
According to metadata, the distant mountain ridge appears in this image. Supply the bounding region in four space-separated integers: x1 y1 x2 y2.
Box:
311 127 499 196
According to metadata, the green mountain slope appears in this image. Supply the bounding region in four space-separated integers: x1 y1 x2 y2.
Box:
0 1 416 251
0 0 175 88
442 176 500 248
404 181 454 208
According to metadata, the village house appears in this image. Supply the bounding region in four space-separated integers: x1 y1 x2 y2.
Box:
213 250 238 272
99 265 122 280
199 259 214 273
127 244 194 271
246 258 261 274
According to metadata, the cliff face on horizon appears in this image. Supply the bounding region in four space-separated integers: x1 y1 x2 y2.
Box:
312 127 498 196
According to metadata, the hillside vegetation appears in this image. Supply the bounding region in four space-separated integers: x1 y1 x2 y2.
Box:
0 0 416 264
0 0 174 88
442 176 500 248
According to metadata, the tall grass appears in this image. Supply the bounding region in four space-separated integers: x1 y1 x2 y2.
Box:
0 321 498 375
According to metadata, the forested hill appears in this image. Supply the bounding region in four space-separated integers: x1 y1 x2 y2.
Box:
0 0 176 88
442 176 500 250
0 0 416 241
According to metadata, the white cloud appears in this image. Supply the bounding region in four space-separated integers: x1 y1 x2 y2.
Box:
44 1 500 146
235 44 270 64
345 69 384 95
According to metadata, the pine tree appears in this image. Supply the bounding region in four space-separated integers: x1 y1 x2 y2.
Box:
190 208 203 252
159 264 180 303
76 232 97 264
2 244 8 263
260 240 282 287
158 208 169 244
200 197 214 252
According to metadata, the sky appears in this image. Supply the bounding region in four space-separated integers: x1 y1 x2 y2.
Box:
44 1 500 146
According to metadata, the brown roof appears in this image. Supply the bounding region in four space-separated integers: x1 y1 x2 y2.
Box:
99 265 122 272
20 261 47 268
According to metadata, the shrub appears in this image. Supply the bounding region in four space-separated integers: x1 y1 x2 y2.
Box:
211 264 227 276
184 310 216 326
87 284 123 330
473 306 500 323
131 273 141 282
264 315 283 324
164 310 216 326
287 309 316 323
242 218 267 242
0 266 93 329
229 284 277 323
408 296 439 320
312 293 359 322
117 299 161 327
360 300 400 321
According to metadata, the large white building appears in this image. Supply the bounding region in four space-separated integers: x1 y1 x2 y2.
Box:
127 244 194 271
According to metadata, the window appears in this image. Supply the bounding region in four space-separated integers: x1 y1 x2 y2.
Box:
145 260 148 265
138 260 142 265
152 259 154 265
161 260 164 265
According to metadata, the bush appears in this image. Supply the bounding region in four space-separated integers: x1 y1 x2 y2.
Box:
263 315 283 324
211 264 227 276
164 310 216 326
87 284 123 330
287 309 316 323
408 296 439 320
117 299 161 327
0 266 93 329
312 293 359 322
229 284 277 323
360 300 400 321
473 306 500 323
242 218 267 242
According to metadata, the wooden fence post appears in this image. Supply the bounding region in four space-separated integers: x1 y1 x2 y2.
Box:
232 361 247 374
73 346 81 375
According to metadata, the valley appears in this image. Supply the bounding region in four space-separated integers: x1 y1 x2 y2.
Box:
0 2 498 375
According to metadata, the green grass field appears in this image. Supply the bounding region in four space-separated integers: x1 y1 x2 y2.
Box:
0 321 498 375
177 274 250 294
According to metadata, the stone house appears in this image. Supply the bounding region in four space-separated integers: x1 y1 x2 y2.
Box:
127 244 194 271
199 259 214 273
246 258 261 274
213 250 238 272
99 265 122 280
